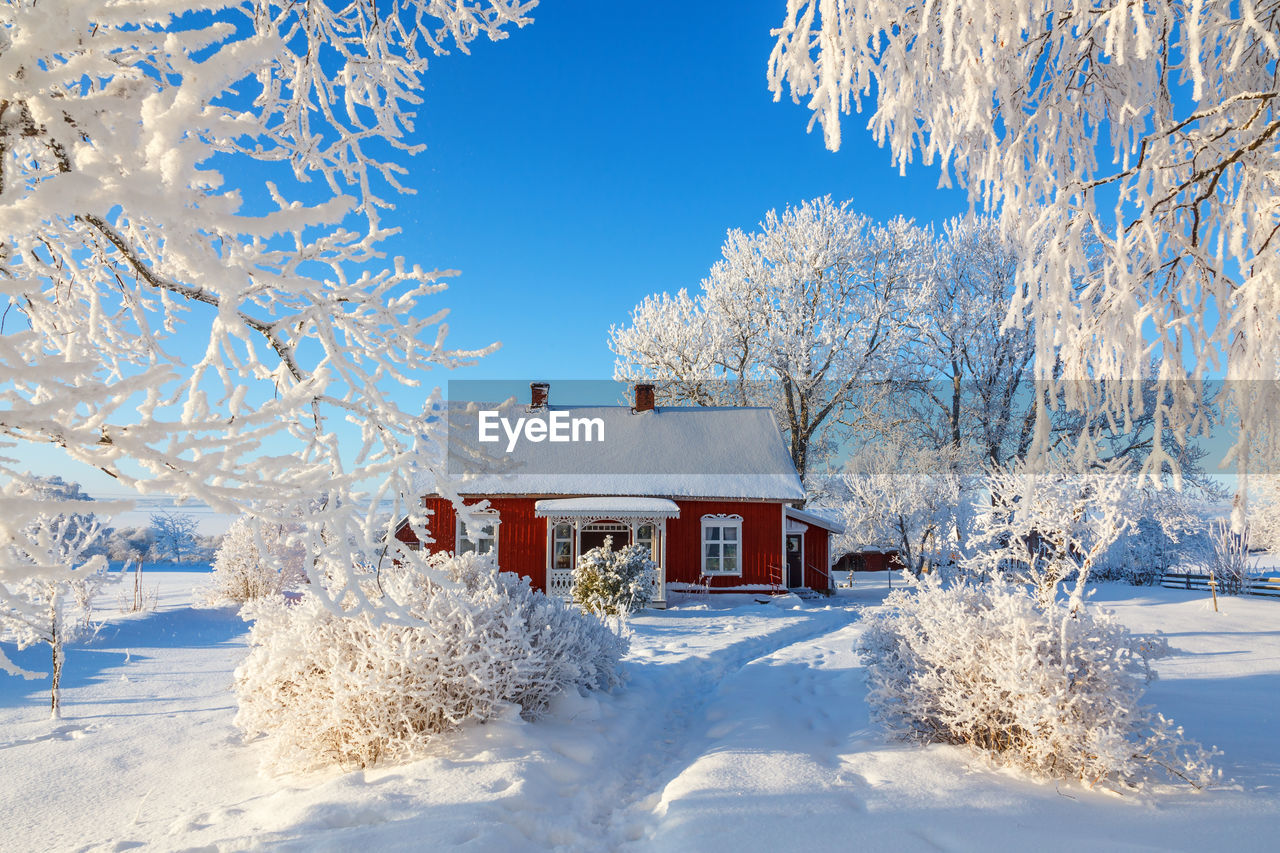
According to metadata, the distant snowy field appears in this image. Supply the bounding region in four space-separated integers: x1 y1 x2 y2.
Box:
2 572 1278 852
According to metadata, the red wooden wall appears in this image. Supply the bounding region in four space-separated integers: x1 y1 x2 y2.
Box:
400 496 548 590
664 499 784 589
402 496 793 592
802 525 831 592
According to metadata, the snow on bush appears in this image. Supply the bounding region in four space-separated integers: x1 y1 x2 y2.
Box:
234 551 628 772
1207 519 1254 596
859 576 1216 791
203 517 307 606
571 536 656 616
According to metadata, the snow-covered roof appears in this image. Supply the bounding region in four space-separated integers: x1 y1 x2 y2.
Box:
534 497 681 518
426 401 805 502
785 506 845 534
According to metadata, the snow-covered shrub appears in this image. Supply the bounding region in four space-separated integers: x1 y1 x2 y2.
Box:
571 536 656 616
1094 518 1185 586
859 576 1216 790
234 551 628 772
203 516 307 605
1208 519 1253 595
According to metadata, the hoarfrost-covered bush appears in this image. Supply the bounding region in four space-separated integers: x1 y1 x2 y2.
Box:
859 576 1216 791
202 517 307 605
571 536 656 616
234 552 628 772
1207 519 1253 596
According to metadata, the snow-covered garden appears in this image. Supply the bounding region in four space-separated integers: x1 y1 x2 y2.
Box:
1 571 1278 852
2 0 1278 850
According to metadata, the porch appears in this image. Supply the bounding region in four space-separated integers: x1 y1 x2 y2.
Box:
534 497 679 608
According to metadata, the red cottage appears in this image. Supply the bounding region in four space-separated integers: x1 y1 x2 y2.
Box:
398 383 843 607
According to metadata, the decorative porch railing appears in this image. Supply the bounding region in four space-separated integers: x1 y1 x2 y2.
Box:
547 568 574 600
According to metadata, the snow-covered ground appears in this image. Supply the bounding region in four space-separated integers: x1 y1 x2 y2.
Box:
1 573 1278 852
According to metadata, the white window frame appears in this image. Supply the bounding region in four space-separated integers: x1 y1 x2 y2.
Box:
635 522 656 561
457 513 499 556
701 514 743 576
550 521 575 571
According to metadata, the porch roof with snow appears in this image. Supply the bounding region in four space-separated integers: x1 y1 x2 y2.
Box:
534 497 681 518
424 401 805 502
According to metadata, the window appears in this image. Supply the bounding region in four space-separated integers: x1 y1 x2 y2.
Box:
635 523 655 560
701 514 742 576
457 515 498 555
552 522 574 570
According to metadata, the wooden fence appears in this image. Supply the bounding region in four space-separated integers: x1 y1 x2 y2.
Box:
1160 572 1280 598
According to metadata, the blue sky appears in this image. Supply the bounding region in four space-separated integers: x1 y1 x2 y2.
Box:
12 2 984 522
384 1 972 384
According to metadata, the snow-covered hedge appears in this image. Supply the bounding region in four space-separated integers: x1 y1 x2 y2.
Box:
858 577 1216 791
234 551 628 772
203 517 306 605
571 536 656 616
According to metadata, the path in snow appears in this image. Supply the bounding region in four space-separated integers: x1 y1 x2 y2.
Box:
219 594 870 851
3 576 1280 852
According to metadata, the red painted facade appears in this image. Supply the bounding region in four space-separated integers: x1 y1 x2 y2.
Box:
664 499 786 590
801 525 831 592
400 495 812 592
398 496 551 589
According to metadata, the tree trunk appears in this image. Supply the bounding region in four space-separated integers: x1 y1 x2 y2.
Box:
49 636 63 720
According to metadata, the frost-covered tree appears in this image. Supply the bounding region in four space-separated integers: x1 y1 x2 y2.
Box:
839 439 975 576
149 511 199 564
968 454 1134 607
1249 478 1280 553
1093 469 1218 584
896 217 1037 466
0 0 537 629
102 527 151 562
0 478 115 716
204 515 307 605
768 0 1280 497
611 197 927 483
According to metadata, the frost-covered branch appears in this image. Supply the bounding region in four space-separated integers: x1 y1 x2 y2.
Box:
768 0 1280 499
0 0 535 621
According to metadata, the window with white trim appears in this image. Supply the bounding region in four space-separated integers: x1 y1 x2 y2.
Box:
636 523 656 560
701 514 742 576
551 522 574 570
457 515 498 555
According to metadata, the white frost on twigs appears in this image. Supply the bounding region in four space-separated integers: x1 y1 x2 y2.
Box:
0 1 535 618
768 1 1280 493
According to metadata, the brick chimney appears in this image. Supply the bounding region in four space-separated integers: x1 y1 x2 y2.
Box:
530 381 549 409
633 383 655 412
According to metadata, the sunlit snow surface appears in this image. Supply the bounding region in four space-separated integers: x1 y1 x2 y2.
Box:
1 572 1278 852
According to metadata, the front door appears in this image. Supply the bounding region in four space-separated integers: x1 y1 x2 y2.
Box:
786 534 803 588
